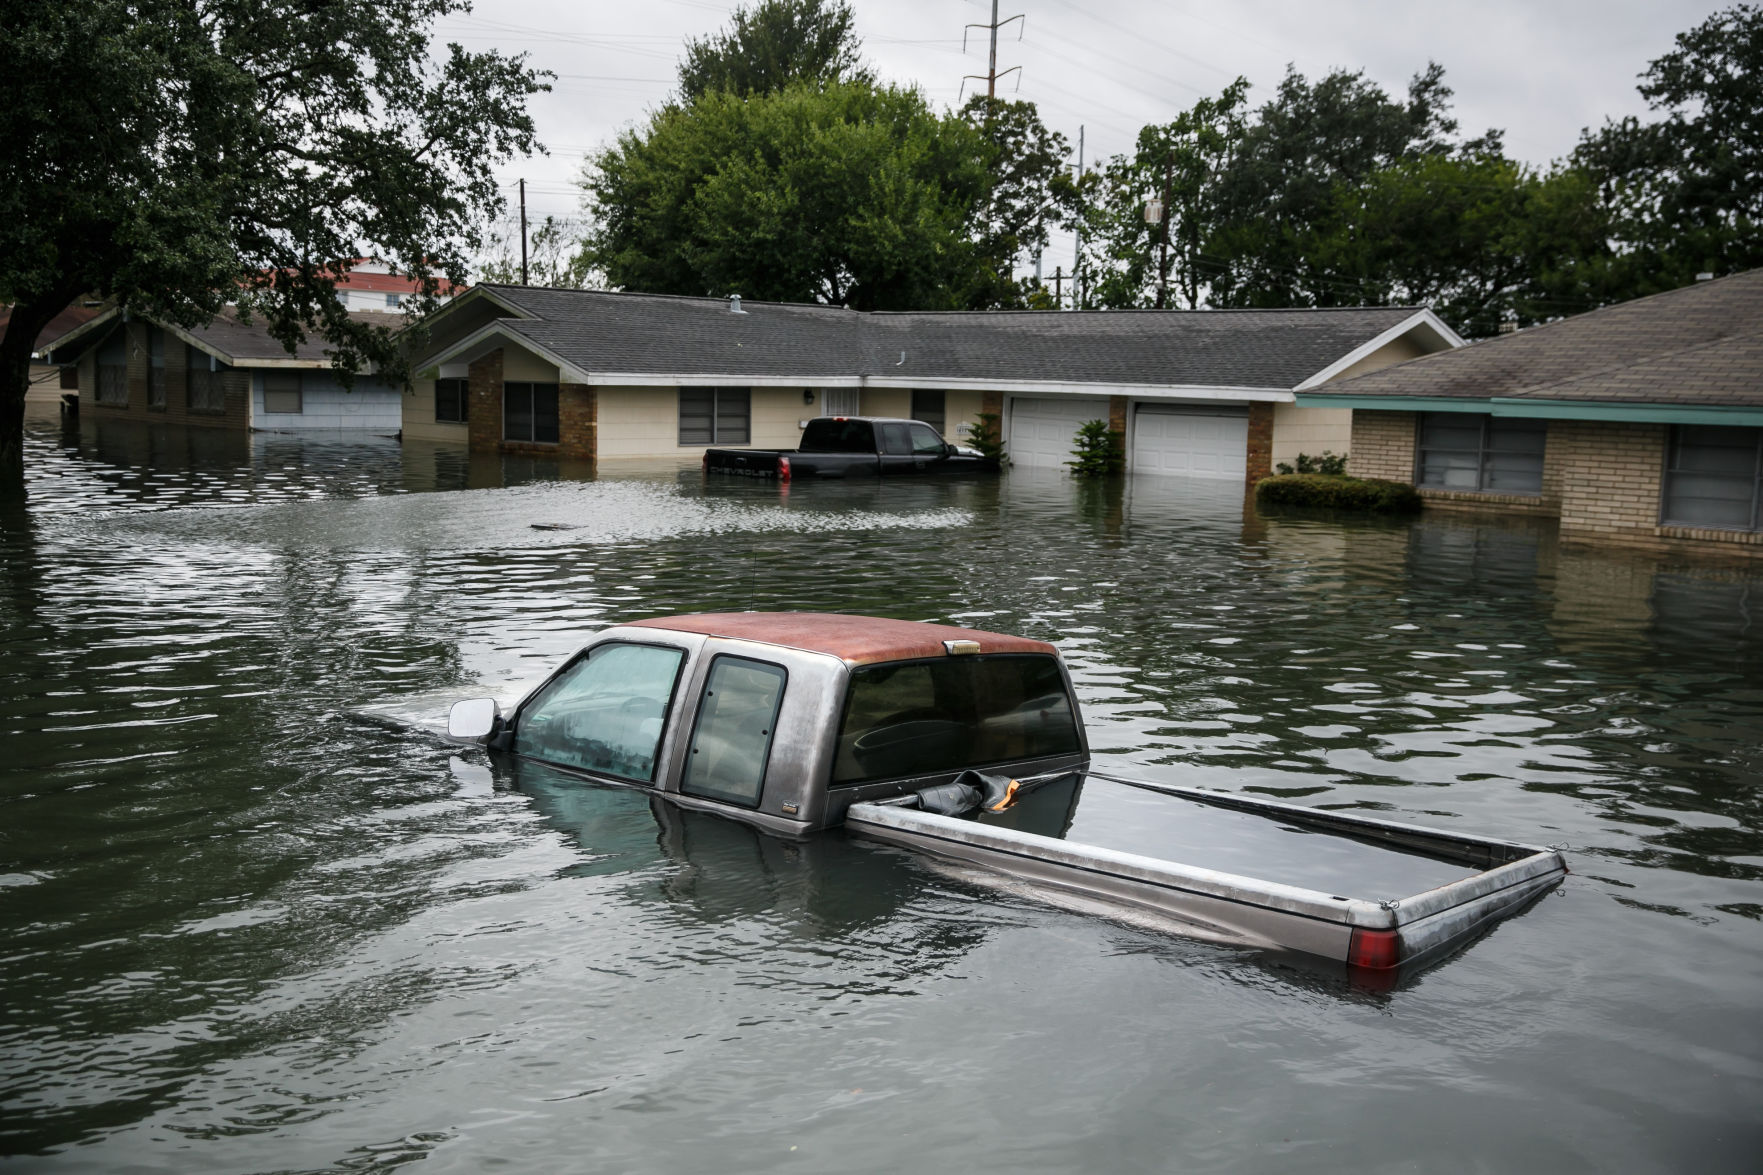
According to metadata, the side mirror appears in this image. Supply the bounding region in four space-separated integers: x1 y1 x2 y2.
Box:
944 443 957 457
448 697 501 742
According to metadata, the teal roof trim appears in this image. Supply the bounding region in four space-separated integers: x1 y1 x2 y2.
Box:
1293 393 1763 428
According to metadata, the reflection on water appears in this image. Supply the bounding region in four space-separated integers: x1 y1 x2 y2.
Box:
4 415 1763 1172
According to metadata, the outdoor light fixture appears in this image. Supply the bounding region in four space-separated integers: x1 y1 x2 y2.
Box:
803 389 815 405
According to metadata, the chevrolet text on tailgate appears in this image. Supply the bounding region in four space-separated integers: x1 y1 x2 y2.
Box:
438 613 1565 981
703 417 1000 480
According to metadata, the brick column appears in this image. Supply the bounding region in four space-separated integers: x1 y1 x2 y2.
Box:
981 389 1003 416
1246 401 1274 485
558 383 597 460
467 349 503 452
125 320 149 410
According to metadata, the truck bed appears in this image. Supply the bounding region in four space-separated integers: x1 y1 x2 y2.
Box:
845 779 1565 975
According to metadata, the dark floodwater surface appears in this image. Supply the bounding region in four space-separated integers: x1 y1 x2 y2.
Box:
3 417 1762 1173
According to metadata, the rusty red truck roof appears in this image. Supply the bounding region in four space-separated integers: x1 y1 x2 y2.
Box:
624 612 1057 665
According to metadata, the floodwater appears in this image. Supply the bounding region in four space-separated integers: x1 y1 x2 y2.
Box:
3 414 1761 1173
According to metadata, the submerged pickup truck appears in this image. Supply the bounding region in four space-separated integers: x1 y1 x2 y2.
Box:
427 613 1565 981
704 416 999 480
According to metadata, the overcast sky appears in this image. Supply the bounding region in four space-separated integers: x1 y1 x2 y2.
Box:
437 0 1726 277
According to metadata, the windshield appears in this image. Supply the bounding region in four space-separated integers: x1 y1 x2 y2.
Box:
515 642 685 782
832 654 1082 785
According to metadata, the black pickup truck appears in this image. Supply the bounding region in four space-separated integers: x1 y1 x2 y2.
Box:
704 416 999 480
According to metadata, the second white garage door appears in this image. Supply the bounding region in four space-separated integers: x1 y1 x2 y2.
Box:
1132 403 1249 480
1007 396 1112 469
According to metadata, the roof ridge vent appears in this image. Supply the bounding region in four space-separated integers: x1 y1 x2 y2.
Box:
729 294 747 315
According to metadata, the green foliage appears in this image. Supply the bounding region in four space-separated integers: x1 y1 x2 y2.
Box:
678 0 869 103
0 0 546 468
1066 419 1124 478
967 412 1007 464
581 81 993 309
1573 4 1763 292
1254 474 1423 513
1205 63 1468 310
1079 80 1248 309
478 216 594 288
958 96 1080 308
1274 451 1348 476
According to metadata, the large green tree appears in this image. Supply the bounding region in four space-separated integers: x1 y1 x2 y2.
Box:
1575 3 1763 294
0 0 545 474
1078 80 1248 309
677 0 870 103
1205 63 1470 308
582 81 991 309
1314 149 1613 336
958 95 1079 308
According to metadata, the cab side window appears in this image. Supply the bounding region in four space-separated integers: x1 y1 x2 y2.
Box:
908 423 945 455
514 643 684 782
681 657 787 807
880 422 914 455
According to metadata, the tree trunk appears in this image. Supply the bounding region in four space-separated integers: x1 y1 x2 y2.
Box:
0 292 76 487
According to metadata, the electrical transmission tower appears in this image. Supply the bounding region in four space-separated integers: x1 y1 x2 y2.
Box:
961 0 1024 101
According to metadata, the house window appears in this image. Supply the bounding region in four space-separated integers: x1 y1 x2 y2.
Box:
821 388 860 417
1661 426 1762 532
263 372 303 414
1417 413 1545 494
96 330 127 405
910 389 945 435
187 346 226 414
504 381 559 443
435 378 469 423
678 387 750 446
385 293 403 309
147 328 166 409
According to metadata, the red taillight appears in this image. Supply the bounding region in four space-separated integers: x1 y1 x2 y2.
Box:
1347 927 1400 970
701 451 709 473
778 456 792 482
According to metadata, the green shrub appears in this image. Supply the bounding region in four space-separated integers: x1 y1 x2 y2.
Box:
1274 450 1348 476
1254 473 1423 513
968 411 1007 463
1067 419 1124 477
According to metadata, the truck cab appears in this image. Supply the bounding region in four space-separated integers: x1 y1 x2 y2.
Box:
451 613 1088 837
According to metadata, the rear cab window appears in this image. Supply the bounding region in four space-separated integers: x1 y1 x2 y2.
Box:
800 419 875 452
832 654 1081 785
680 656 788 807
514 642 686 782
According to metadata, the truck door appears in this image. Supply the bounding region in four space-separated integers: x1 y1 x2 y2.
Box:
879 422 917 475
906 422 951 471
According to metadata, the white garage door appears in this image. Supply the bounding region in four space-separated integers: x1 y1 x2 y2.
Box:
1007 397 1112 469
1132 403 1249 480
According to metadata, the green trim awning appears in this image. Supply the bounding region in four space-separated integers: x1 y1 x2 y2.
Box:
1293 393 1763 428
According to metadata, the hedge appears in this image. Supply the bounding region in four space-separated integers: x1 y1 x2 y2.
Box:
1253 473 1424 513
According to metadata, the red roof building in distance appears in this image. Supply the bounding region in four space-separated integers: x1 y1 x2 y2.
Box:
332 260 465 312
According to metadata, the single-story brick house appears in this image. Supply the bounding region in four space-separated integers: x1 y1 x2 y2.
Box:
43 306 407 433
401 285 1462 482
1294 269 1763 553
3 302 102 407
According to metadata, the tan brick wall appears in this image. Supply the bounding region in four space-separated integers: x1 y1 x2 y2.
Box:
1348 410 1417 480
1270 404 1353 470
1554 420 1667 542
82 327 250 430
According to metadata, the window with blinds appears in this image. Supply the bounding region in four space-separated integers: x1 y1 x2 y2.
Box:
1417 413 1545 494
679 387 750 445
262 372 303 414
1661 426 1762 531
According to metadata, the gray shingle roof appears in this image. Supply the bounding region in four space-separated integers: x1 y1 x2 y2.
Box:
43 306 408 365
475 284 1424 389
1307 268 1763 407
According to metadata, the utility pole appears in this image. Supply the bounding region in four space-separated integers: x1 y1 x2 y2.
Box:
1052 265 1064 308
518 178 529 286
1072 124 1084 311
1149 154 1173 309
961 1 1023 101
